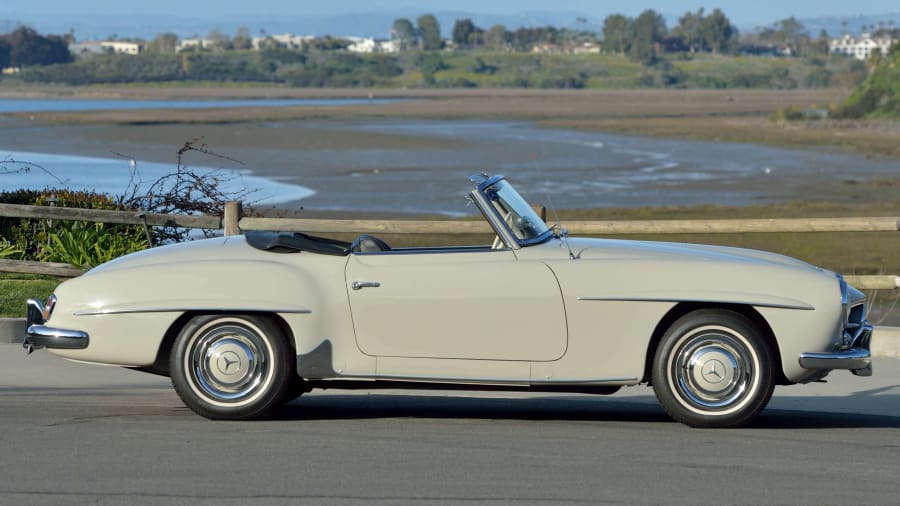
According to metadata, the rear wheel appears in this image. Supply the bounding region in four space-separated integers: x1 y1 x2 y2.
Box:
171 314 294 419
652 310 775 428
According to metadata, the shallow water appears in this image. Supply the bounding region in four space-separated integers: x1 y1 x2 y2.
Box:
0 150 315 205
0 97 404 113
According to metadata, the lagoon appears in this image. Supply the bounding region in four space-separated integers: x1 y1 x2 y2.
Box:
0 97 404 114
0 150 315 205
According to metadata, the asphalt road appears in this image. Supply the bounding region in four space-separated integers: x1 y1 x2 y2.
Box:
2 343 899 506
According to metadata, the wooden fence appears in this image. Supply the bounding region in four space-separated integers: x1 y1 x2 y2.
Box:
0 202 897 290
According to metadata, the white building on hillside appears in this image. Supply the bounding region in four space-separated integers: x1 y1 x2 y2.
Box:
102 41 142 55
346 37 399 53
69 40 143 55
177 38 215 52
830 33 895 60
251 34 315 50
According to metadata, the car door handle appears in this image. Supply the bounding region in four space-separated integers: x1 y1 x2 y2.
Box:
351 281 381 290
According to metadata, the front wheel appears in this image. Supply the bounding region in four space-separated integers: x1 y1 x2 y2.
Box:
170 314 294 420
652 310 775 428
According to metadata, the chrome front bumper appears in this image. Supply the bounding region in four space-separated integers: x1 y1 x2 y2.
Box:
23 298 89 353
798 322 873 377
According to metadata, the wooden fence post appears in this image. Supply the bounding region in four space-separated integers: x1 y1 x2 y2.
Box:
223 201 243 236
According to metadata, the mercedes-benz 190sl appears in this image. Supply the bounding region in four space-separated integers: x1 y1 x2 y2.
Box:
24 174 873 427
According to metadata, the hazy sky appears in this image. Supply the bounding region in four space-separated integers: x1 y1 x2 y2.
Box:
8 0 899 26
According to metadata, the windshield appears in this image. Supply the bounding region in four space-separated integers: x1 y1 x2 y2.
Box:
483 179 551 243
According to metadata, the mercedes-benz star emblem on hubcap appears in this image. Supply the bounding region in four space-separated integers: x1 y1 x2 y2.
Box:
701 359 725 384
216 351 242 375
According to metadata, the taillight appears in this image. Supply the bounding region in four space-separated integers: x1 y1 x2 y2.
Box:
43 294 57 321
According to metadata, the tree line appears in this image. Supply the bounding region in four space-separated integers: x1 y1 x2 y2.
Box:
0 26 72 68
3 9 886 71
604 8 738 62
442 9 851 64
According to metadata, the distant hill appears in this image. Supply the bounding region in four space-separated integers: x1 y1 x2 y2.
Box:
2 10 602 41
792 12 899 37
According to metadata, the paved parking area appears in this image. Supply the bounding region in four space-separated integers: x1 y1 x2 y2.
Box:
2 344 899 505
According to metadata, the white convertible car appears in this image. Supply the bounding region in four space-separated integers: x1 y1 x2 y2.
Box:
24 174 872 427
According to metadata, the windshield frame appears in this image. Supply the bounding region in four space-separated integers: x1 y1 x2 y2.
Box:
472 175 554 248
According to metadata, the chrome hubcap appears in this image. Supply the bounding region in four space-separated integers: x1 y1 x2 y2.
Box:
671 327 756 411
188 323 270 403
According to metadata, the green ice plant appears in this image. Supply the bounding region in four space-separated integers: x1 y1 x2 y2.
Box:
0 241 23 258
40 222 148 269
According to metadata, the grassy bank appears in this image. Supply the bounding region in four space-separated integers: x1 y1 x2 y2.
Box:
8 51 866 91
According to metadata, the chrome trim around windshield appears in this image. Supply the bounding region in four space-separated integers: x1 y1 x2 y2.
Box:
469 174 554 249
469 187 520 250
473 173 506 191
73 307 312 316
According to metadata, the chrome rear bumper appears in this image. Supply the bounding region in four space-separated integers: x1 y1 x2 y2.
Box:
23 298 89 353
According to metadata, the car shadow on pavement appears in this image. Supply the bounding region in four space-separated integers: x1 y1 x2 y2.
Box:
750 408 900 429
274 393 900 428
276 394 673 423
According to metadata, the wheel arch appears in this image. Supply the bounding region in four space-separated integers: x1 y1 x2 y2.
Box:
139 311 297 377
641 302 786 385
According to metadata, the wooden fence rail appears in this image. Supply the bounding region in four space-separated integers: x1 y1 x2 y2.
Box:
1 203 897 235
0 203 897 290
238 216 900 235
0 203 222 230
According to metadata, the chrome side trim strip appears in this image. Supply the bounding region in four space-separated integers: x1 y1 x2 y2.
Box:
74 307 312 316
334 371 638 386
576 296 814 311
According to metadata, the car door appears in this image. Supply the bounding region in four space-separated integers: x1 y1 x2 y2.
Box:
345 248 567 363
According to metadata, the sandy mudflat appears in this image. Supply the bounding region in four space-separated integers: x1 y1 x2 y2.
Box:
1 87 897 159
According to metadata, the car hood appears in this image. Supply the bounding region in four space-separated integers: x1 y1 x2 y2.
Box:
532 236 840 312
563 237 824 273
